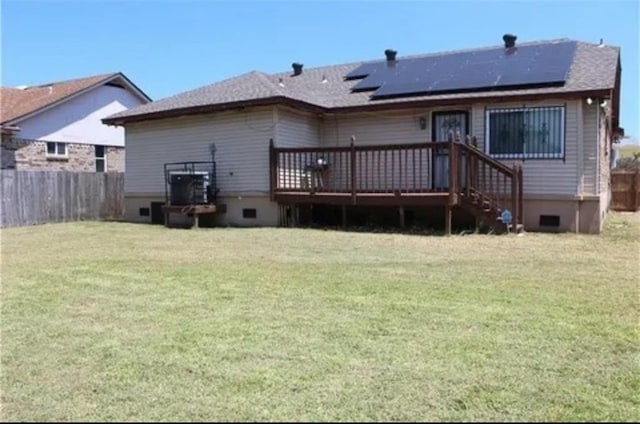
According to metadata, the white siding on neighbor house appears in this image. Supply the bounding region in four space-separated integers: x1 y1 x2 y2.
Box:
17 85 144 147
471 99 580 196
124 107 275 195
275 107 321 148
582 102 598 196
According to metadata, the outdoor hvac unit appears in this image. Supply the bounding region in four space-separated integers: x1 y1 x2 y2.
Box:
169 171 210 205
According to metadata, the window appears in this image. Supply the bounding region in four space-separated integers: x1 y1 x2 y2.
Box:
95 145 106 172
46 142 67 158
486 106 565 159
243 208 257 219
139 207 150 217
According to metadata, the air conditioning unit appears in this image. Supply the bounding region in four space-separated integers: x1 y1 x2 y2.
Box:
169 171 210 205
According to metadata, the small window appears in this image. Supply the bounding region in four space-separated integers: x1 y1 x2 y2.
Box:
46 142 67 157
139 207 150 217
486 106 565 159
243 208 257 219
539 215 560 227
95 145 106 172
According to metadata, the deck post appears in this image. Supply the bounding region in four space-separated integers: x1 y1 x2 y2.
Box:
342 205 347 228
399 206 405 228
445 205 452 235
350 141 357 205
448 137 457 206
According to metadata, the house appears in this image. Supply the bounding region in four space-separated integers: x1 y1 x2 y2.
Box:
1 72 151 172
103 35 622 234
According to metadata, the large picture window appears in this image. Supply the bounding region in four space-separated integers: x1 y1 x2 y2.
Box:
486 106 565 159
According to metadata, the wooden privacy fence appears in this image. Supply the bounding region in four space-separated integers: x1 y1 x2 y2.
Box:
0 171 125 228
611 169 640 211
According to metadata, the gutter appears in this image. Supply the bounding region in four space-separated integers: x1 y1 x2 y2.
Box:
102 96 326 126
103 88 613 126
0 124 21 134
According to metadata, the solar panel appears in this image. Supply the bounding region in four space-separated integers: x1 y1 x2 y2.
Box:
346 41 577 99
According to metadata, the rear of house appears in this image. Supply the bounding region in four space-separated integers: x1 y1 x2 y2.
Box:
104 35 622 234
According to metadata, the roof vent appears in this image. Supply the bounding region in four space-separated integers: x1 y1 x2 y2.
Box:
292 63 303 76
503 34 517 48
385 49 397 62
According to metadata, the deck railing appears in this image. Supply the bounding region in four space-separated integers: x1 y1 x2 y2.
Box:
458 142 523 227
270 140 455 195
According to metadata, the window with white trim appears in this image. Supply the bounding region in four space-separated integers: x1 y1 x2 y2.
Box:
95 145 106 172
486 106 565 159
46 142 67 158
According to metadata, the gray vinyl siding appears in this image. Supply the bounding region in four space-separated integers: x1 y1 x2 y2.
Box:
320 111 434 147
124 107 275 195
275 107 320 148
582 103 598 195
472 99 580 196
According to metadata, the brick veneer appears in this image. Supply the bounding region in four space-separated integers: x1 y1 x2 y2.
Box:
1 137 124 172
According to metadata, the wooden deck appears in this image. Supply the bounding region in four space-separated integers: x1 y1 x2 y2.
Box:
269 138 523 233
274 191 451 206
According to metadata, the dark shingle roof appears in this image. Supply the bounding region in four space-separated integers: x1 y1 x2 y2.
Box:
104 39 620 124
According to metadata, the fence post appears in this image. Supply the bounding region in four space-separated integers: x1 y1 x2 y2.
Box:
351 140 356 204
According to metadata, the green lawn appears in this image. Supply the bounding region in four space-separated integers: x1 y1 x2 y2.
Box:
1 213 638 421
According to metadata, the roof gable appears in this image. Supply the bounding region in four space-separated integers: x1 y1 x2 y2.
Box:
0 72 151 125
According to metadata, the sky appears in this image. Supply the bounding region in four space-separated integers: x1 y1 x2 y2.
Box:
1 0 638 139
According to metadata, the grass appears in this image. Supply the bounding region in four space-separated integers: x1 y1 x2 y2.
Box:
1 213 639 421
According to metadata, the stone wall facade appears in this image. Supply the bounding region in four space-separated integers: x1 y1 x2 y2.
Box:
1 137 125 172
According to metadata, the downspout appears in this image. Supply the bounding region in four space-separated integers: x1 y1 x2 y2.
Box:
596 99 600 195
576 100 584 233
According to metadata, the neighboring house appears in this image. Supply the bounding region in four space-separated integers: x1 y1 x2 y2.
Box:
1 73 151 172
103 35 622 234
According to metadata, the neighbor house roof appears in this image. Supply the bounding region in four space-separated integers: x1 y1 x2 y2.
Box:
1 72 152 126
103 38 621 125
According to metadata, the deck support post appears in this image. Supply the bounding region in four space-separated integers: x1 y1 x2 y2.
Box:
193 215 199 229
341 205 347 228
445 205 452 235
398 206 405 228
